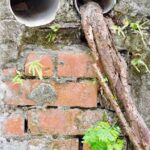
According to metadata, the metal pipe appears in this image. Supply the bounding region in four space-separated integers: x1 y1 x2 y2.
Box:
9 0 60 27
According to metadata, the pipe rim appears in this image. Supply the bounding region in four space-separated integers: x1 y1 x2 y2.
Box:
9 0 60 27
74 0 116 14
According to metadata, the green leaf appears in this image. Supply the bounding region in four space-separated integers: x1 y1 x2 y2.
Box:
113 139 124 150
50 24 61 32
83 121 124 150
130 22 139 30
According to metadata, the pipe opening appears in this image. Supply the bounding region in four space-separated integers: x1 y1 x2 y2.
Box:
74 0 116 14
10 0 59 27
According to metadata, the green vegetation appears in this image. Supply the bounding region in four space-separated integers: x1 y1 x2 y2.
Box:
129 20 149 46
46 24 61 43
112 19 150 73
12 61 44 85
83 121 124 150
112 19 149 46
28 60 43 80
131 57 150 73
12 71 23 85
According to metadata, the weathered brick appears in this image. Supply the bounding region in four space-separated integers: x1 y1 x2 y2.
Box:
46 139 79 150
27 109 103 135
25 52 53 77
28 139 79 150
5 80 97 107
58 52 96 77
3 114 24 136
52 81 97 107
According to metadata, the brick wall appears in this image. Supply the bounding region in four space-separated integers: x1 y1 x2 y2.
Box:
1 0 150 149
0 0 116 149
0 45 115 150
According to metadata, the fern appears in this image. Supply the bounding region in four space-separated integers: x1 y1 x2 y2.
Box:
83 121 124 150
28 60 44 80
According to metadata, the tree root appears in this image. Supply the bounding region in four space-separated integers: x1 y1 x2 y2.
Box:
80 2 150 149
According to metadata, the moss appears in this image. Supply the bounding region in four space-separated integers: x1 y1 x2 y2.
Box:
20 28 81 49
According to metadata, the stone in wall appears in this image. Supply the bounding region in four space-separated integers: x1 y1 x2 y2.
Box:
111 0 150 129
114 0 150 16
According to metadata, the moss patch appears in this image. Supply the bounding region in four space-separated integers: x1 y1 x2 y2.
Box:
21 28 81 49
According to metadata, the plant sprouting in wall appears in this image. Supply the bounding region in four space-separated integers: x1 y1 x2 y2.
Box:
12 71 23 85
28 60 43 80
83 121 124 150
129 20 149 46
131 57 150 73
46 24 61 43
111 19 149 46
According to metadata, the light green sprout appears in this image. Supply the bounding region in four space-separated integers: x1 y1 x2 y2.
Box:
131 58 150 73
12 71 23 85
46 24 61 43
28 60 44 80
130 20 149 46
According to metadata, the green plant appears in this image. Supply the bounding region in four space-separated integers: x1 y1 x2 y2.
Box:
131 58 150 73
46 24 61 43
28 60 43 80
112 19 149 46
129 20 149 46
12 71 23 85
83 121 124 150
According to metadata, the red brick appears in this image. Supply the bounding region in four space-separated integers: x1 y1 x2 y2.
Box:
3 114 24 136
5 80 97 107
58 52 96 77
83 144 91 150
52 81 97 107
25 52 53 77
46 139 79 150
27 109 103 135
